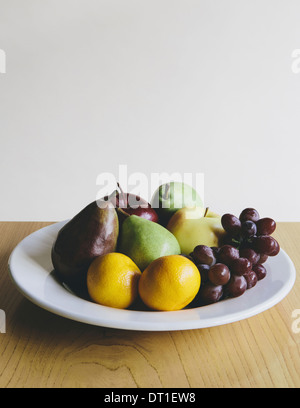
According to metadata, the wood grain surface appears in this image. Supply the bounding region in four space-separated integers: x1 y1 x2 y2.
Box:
0 222 299 388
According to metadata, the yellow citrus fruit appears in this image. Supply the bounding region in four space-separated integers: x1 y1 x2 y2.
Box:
138 255 201 311
87 253 141 309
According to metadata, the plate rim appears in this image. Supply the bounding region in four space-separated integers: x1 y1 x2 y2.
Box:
7 221 297 331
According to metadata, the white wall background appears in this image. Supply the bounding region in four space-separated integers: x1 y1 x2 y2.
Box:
0 0 300 221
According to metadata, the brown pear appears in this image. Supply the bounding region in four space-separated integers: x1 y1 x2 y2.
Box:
51 200 119 289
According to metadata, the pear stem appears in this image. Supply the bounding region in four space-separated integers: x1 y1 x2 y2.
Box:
204 207 209 217
163 183 170 200
117 182 127 208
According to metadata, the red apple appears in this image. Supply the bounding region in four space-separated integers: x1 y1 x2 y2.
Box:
104 184 159 223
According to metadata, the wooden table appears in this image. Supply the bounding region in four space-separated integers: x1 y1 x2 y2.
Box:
0 222 299 388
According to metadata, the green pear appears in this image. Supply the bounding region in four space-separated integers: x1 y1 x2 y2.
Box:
151 181 204 225
118 215 181 271
51 200 119 289
167 207 226 255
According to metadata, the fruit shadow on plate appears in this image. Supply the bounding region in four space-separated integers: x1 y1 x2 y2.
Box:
52 269 154 312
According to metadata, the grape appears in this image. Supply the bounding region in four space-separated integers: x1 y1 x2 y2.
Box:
241 220 257 238
256 218 276 235
239 248 260 265
239 208 260 223
198 283 223 305
252 264 267 281
221 214 242 235
253 235 277 255
244 270 258 289
217 245 239 266
192 245 216 266
258 253 268 264
196 264 210 283
225 275 247 298
230 257 252 276
208 263 231 286
268 239 280 256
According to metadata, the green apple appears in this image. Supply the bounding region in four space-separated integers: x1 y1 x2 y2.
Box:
151 182 204 225
167 207 225 255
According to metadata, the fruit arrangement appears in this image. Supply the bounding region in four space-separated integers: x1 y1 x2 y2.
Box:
51 182 280 312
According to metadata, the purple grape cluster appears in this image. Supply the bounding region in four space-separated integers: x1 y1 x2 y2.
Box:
221 208 280 257
188 208 280 307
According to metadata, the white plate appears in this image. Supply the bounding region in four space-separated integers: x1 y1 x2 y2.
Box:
8 221 296 331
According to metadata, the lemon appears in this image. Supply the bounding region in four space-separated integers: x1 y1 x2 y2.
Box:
138 255 201 311
87 253 141 309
